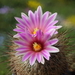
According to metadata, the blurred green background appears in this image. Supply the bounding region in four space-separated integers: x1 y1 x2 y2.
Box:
0 0 75 75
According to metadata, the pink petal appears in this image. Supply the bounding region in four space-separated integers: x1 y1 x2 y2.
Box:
34 11 38 27
28 10 35 27
46 46 59 53
42 11 50 23
37 6 42 20
14 40 26 46
41 50 50 60
37 6 42 28
14 40 29 46
46 13 57 25
45 26 55 32
19 33 28 41
16 23 25 29
35 13 40 28
48 38 58 45
35 6 42 28
42 34 50 41
40 56 45 64
37 30 43 41
21 12 28 20
29 53 37 65
44 42 50 47
13 28 24 32
16 47 30 51
42 20 58 32
54 26 62 29
19 33 33 43
21 13 33 30
48 20 58 26
41 11 50 30
45 26 62 35
21 13 30 25
15 17 26 26
22 51 33 61
16 50 29 56
54 31 58 34
13 33 20 38
36 52 41 63
45 29 56 36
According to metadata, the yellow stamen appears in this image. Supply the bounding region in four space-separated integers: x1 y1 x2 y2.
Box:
33 42 41 52
33 28 38 34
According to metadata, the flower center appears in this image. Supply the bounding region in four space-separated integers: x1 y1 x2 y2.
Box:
33 28 39 34
33 42 41 52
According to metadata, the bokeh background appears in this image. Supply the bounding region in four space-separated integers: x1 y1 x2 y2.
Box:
0 0 75 75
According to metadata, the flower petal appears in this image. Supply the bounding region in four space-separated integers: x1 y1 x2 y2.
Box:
37 6 42 19
36 52 41 63
54 31 58 34
16 23 25 29
41 11 50 30
16 50 29 56
21 12 33 29
19 33 33 42
16 47 30 51
15 17 26 26
13 33 20 38
47 46 59 53
13 28 24 32
42 34 50 41
54 26 62 29
46 13 57 25
49 38 58 45
29 53 37 65
35 6 42 28
42 11 50 23
14 40 26 46
37 30 43 41
41 50 50 60
21 12 28 20
47 20 58 27
22 51 33 61
21 13 30 26
28 10 35 26
40 56 45 64
45 29 56 37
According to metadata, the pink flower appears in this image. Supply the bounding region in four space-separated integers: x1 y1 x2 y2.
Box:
14 31 59 65
13 6 62 38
